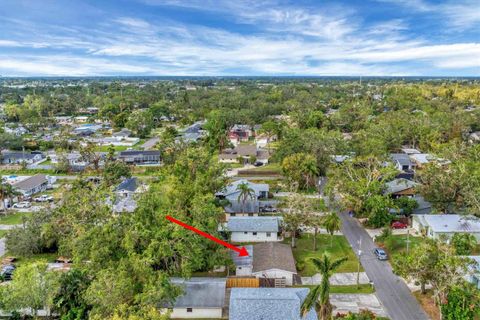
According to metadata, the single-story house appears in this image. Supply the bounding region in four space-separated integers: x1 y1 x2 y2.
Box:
390 153 415 171
163 278 226 319
1 151 44 165
216 178 272 218
231 242 297 286
229 288 317 320
218 145 269 164
384 178 419 198
227 216 281 242
177 121 206 143
13 174 49 197
228 124 253 145
412 214 480 241
216 179 269 200
118 150 160 165
112 177 142 213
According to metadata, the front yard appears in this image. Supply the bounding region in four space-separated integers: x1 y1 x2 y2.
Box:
0 212 31 225
283 234 363 276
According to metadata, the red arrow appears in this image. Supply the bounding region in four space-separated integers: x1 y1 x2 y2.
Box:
166 215 249 257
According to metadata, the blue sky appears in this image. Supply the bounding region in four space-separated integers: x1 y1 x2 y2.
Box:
0 0 479 76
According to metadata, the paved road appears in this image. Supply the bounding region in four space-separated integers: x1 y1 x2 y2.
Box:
142 137 160 150
339 212 429 320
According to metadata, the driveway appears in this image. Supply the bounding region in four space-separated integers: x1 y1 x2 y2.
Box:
339 212 429 320
142 137 160 150
331 293 388 317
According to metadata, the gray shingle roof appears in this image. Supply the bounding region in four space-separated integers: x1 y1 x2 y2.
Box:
385 178 418 194
253 242 296 274
390 153 412 167
229 288 317 320
13 174 47 191
227 217 279 232
168 278 226 308
231 245 253 267
115 177 138 192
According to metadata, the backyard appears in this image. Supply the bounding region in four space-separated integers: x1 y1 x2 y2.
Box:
283 234 363 276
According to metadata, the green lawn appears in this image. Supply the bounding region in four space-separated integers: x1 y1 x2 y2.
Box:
0 230 7 238
0 212 31 225
246 162 282 173
297 284 375 294
380 234 480 261
283 234 363 276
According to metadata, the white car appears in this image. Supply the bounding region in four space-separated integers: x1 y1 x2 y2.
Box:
34 195 54 202
12 201 31 208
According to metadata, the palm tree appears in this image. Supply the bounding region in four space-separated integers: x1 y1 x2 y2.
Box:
301 255 348 320
236 182 256 213
0 181 21 215
322 212 341 248
301 155 319 189
0 179 8 213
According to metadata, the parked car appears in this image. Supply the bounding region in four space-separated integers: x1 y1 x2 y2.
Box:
391 221 408 229
0 265 16 281
260 205 277 213
34 195 54 202
12 201 31 208
374 248 388 260
253 161 264 167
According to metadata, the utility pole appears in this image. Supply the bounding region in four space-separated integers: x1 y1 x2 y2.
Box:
356 239 362 288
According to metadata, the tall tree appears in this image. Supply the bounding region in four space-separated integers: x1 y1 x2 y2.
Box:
236 182 256 213
300 255 348 320
322 212 341 248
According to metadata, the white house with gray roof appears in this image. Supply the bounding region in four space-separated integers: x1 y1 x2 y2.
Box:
12 174 48 197
231 242 297 285
229 288 317 320
412 214 480 241
227 216 281 242
162 278 226 319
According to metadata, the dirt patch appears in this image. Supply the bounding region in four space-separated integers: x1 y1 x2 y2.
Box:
413 290 440 320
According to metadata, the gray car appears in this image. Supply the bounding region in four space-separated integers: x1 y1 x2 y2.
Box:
374 248 388 260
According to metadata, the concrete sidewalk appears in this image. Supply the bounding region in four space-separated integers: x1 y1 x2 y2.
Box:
301 272 370 286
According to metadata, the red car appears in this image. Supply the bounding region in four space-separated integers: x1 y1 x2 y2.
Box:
391 221 408 229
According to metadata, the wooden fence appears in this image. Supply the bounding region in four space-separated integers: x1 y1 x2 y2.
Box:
226 276 259 288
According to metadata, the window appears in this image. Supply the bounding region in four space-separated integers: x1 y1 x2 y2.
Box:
248 213 253 216
187 308 193 313
266 232 271 237
231 213 236 217
253 232 257 236
244 232 248 234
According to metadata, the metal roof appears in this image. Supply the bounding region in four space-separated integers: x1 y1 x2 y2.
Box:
419 214 480 233
229 288 317 320
169 278 226 308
